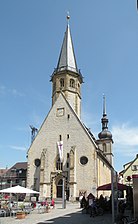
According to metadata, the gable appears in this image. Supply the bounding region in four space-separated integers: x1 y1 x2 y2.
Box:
123 155 138 176
27 92 98 157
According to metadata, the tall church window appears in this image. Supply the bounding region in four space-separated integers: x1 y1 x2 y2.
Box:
70 79 75 88
60 78 64 88
78 83 80 91
70 150 74 169
58 179 63 185
67 153 70 168
56 157 63 171
57 179 63 198
34 177 37 191
103 143 107 152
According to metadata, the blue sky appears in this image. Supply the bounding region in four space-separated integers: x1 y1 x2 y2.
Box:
0 0 138 172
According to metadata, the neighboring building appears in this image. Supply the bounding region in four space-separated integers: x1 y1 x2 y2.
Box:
0 169 7 176
119 154 138 187
0 168 8 189
0 162 27 190
27 16 113 201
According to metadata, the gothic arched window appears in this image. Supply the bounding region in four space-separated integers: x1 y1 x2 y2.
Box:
70 79 75 88
56 157 63 171
78 83 80 91
60 78 64 88
103 143 107 152
58 179 63 185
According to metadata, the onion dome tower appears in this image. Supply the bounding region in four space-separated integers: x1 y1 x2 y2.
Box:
50 15 83 119
98 95 112 140
97 95 113 165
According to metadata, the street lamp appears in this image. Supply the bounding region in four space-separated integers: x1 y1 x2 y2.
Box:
111 168 118 224
62 176 66 209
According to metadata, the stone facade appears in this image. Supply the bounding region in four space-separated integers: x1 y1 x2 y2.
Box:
51 71 82 118
27 94 98 199
27 18 113 201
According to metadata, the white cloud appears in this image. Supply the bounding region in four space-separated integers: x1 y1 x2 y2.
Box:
112 123 138 146
0 144 27 151
0 85 24 97
9 145 27 151
112 123 138 157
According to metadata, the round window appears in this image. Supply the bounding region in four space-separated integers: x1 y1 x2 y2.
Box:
80 156 88 165
34 159 41 167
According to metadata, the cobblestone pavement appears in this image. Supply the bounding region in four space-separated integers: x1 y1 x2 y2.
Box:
0 202 112 224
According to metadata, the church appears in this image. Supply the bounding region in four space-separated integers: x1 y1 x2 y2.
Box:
27 16 113 201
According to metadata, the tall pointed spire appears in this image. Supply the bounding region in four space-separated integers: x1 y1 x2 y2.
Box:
98 95 112 139
55 15 80 75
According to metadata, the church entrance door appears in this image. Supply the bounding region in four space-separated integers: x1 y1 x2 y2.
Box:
56 179 63 198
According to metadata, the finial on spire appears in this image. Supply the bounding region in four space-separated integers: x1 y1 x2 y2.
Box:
103 94 106 116
67 11 70 24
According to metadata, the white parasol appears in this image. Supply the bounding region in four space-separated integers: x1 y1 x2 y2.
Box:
0 185 39 194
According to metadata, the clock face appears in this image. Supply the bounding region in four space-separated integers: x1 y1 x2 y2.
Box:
57 108 64 116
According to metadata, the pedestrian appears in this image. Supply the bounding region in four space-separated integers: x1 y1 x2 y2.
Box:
51 198 55 208
81 196 87 208
79 194 83 208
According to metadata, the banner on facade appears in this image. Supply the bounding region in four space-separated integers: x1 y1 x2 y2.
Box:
57 141 63 162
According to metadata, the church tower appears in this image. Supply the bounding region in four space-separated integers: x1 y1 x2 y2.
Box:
97 95 113 165
50 16 83 118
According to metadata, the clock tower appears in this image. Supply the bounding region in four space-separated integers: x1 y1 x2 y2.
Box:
50 16 83 118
